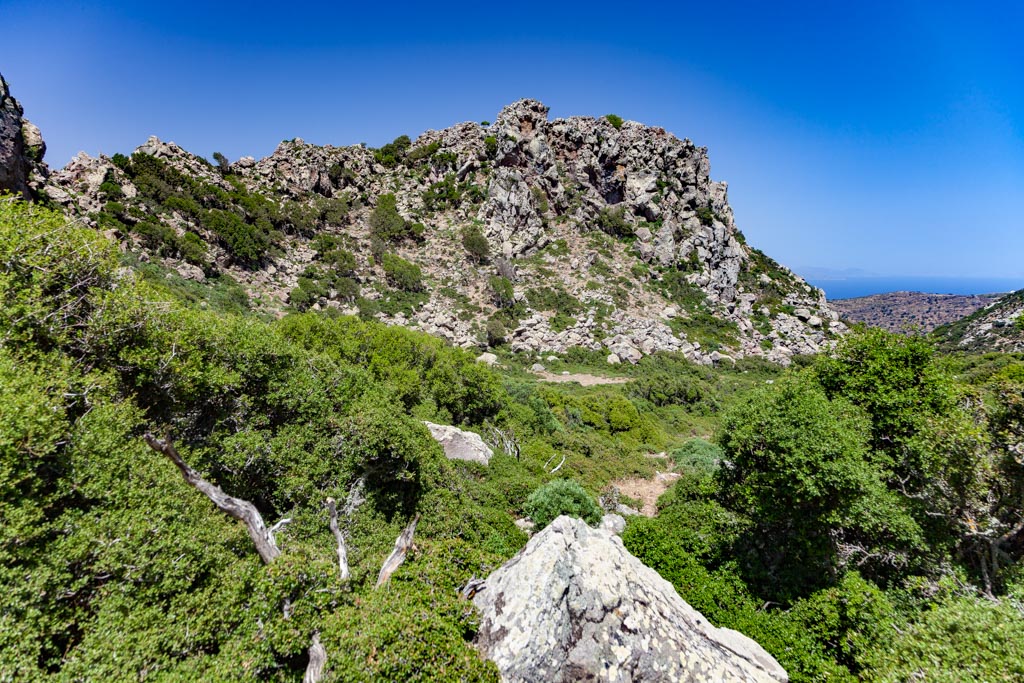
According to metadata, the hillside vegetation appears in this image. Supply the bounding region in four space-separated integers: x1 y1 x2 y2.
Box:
3 196 1024 681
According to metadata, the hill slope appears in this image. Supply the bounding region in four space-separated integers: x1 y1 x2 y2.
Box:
830 291 1001 333
42 99 844 365
934 288 1024 352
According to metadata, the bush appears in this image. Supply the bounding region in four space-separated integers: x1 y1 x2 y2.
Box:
373 135 411 168
462 225 490 263
488 275 515 309
485 318 506 346
524 479 603 529
604 114 624 129
596 206 631 237
381 253 424 292
670 438 723 476
370 194 420 244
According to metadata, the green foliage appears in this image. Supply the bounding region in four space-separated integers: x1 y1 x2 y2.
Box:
596 205 631 237
484 135 498 158
488 275 516 309
860 595 1024 682
212 151 230 173
696 203 716 226
370 193 422 243
526 285 581 316
373 134 411 167
381 253 424 292
462 225 490 263
604 113 624 129
524 479 603 529
670 437 723 476
485 318 507 346
422 173 463 211
718 374 922 597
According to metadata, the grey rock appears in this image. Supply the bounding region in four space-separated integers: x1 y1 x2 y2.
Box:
0 72 48 198
422 422 493 465
600 514 626 535
473 516 787 682
476 352 499 366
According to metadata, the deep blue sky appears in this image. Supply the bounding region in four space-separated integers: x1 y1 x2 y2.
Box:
4 1 1022 279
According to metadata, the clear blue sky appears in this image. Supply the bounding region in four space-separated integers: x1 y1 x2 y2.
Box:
4 1 1022 279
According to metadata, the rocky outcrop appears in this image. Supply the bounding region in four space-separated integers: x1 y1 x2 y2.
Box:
42 97 843 365
472 516 788 682
423 422 493 465
0 72 48 199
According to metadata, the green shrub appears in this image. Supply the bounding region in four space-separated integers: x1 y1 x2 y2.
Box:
604 114 624 129
596 206 631 237
373 134 411 168
370 194 420 243
462 225 490 262
488 275 516 309
524 479 603 529
484 135 498 158
696 204 716 226
485 318 506 346
670 438 723 476
381 253 424 292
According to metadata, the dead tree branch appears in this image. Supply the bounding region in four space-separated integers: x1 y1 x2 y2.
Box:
144 433 281 564
375 514 420 589
325 498 350 582
304 632 327 683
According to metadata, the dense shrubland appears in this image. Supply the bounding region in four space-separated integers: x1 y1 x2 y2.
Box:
2 195 1023 681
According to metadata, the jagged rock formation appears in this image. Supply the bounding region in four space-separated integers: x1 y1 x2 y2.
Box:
43 99 844 365
830 291 1002 334
934 289 1024 352
472 516 788 682
423 421 493 465
0 73 48 199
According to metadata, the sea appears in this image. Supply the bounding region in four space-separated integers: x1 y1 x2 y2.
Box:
805 277 1024 301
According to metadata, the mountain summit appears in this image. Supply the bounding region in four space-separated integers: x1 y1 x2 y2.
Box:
43 97 843 364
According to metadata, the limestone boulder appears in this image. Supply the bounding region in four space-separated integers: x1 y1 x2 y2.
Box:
473 516 788 682
423 422 493 465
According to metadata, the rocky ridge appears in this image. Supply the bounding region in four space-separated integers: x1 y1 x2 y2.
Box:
472 515 788 682
0 73 48 199
934 288 1024 352
43 97 844 365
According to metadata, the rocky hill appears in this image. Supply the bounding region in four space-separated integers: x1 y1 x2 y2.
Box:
0 73 48 199
830 291 1001 334
42 99 843 366
934 288 1024 352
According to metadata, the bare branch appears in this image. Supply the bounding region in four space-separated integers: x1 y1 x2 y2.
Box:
325 498 350 582
375 514 420 589
304 633 327 683
143 432 280 564
549 454 566 474
269 518 293 535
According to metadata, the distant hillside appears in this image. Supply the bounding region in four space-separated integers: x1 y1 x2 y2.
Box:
830 291 1001 334
934 289 1024 352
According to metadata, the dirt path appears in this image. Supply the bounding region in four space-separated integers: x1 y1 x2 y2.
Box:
611 455 679 517
534 371 630 386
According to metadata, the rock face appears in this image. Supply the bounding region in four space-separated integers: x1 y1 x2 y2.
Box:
43 98 843 365
0 72 48 199
423 422 493 465
472 516 788 682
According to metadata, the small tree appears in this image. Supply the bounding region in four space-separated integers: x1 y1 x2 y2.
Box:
381 253 424 292
461 226 490 263
212 151 231 174
485 318 506 346
524 479 603 529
